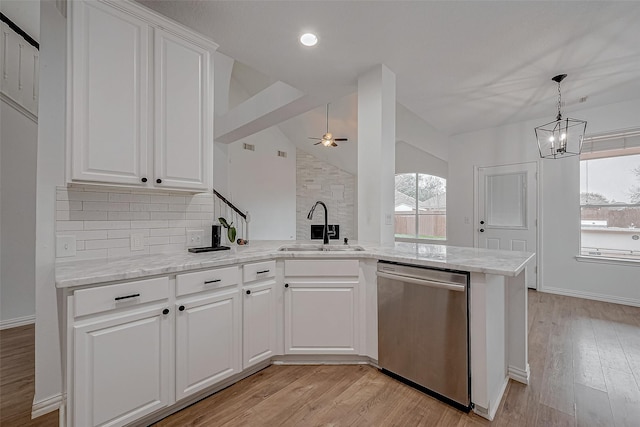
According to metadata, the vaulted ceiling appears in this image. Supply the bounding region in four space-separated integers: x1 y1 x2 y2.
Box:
138 1 640 150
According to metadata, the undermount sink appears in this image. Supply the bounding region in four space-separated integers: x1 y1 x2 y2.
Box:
277 244 365 252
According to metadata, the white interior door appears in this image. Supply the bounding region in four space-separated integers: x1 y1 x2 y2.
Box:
476 162 537 289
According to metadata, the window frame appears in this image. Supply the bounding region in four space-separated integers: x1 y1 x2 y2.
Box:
577 129 640 264
394 172 447 244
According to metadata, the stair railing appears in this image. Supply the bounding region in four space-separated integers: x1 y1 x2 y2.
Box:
213 189 250 242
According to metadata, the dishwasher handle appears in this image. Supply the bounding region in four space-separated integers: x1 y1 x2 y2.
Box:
376 271 466 292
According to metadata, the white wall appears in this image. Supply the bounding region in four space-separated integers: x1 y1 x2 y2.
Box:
1 0 40 40
0 101 38 325
34 0 66 408
227 126 297 240
449 98 640 306
396 140 448 178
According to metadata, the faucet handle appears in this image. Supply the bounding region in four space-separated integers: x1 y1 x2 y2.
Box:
327 225 337 236
344 237 349 245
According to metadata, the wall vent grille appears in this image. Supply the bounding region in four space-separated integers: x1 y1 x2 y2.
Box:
277 150 287 158
243 143 255 151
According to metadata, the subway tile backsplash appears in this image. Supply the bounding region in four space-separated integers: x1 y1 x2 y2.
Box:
56 186 215 260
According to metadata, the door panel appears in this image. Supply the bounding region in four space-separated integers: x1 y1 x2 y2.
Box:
477 163 537 289
71 0 149 185
74 307 170 426
154 28 210 190
175 290 241 400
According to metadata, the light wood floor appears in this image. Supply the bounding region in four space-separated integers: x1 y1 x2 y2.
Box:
154 291 640 427
0 324 58 426
2 290 639 426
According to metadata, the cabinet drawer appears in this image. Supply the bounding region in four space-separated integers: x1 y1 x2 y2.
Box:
74 276 169 317
176 266 239 296
284 259 359 277
243 260 276 283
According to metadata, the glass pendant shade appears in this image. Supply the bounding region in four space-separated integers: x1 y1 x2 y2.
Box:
535 74 587 159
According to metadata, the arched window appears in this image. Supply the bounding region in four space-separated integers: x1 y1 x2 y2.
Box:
394 173 446 242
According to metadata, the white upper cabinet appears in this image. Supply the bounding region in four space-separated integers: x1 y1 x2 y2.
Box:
69 0 150 186
154 29 211 191
68 0 216 191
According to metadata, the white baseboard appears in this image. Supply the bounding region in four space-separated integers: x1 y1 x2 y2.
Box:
541 286 640 307
32 393 63 419
0 314 35 330
508 363 530 385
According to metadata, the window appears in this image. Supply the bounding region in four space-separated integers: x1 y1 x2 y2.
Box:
580 129 640 261
395 173 446 241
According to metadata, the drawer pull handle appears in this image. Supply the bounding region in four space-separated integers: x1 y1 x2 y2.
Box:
246 290 251 295
204 279 221 284
114 293 140 301
256 270 270 274
284 283 289 288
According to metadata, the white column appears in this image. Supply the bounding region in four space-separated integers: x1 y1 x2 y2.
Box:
357 64 396 245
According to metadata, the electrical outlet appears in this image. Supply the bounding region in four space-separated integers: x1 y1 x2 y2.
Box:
187 229 204 247
385 214 392 226
56 235 76 257
130 233 144 251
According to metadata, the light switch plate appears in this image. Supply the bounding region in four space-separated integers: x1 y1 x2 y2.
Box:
56 235 76 257
130 233 144 251
385 214 393 226
187 229 204 247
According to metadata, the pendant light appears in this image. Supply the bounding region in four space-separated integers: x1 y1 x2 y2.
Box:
535 74 587 159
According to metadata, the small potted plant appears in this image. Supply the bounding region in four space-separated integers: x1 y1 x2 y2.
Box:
218 217 236 245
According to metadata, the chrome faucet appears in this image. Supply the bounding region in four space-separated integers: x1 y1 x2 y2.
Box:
307 201 331 244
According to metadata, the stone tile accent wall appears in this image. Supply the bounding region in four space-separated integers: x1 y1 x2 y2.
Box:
55 185 215 260
296 149 357 241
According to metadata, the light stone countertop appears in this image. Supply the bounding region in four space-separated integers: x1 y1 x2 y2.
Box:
55 240 535 288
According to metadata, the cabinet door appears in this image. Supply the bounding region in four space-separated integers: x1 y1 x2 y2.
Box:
175 289 241 400
70 0 149 185
154 28 211 191
243 280 277 368
284 281 359 355
73 306 171 427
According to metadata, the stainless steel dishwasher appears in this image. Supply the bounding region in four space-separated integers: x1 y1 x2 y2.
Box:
377 261 471 411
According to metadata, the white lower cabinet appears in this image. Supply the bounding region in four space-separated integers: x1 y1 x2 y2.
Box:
67 258 365 426
72 305 171 427
284 260 360 355
175 288 241 400
242 261 277 369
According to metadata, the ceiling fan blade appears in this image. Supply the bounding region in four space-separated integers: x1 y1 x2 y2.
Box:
308 137 321 140
334 138 348 141
331 142 338 147
314 141 322 145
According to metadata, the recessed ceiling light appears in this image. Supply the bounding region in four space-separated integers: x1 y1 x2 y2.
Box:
300 33 318 47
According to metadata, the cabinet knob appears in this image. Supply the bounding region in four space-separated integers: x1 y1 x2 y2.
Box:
141 177 148 183
162 308 169 315
480 220 485 225
179 305 185 311
156 178 162 184
480 228 485 233
246 290 251 295
284 283 289 288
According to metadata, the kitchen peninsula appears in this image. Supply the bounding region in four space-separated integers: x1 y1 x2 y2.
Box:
56 241 534 425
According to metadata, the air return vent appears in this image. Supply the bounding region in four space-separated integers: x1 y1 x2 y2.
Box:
243 143 255 151
277 150 287 158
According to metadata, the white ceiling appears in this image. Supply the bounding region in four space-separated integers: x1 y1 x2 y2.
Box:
138 0 640 137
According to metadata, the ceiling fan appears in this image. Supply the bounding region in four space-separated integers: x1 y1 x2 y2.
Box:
309 104 348 147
